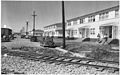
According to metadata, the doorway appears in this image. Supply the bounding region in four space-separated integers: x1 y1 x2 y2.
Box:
100 26 112 38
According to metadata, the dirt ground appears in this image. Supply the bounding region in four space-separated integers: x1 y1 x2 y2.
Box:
1 37 119 74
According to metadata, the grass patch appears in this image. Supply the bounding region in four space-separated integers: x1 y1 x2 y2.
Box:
1 46 68 57
85 47 119 62
65 42 99 53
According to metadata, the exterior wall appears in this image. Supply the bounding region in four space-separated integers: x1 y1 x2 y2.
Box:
44 6 119 39
95 15 99 21
108 11 115 19
28 30 43 36
118 25 120 39
54 30 62 37
44 23 64 37
77 20 80 24
85 17 88 23
66 15 119 39
89 25 99 38
71 21 73 25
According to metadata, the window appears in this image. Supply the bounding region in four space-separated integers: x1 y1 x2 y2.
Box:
88 16 95 22
68 22 71 26
79 18 85 24
115 9 119 17
73 20 77 25
80 19 83 24
90 28 95 35
99 12 109 20
73 30 77 35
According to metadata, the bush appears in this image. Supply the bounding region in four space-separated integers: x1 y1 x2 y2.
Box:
30 36 38 42
82 38 90 42
43 37 55 47
85 48 110 60
108 39 119 46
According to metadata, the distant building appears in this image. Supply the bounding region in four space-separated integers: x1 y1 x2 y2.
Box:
20 27 26 35
66 5 119 39
28 29 44 36
43 23 68 37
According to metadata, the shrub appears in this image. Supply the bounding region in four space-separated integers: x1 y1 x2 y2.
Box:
82 38 90 42
43 37 55 47
108 39 119 46
85 48 110 60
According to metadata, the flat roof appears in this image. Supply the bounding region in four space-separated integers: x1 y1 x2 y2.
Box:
1 28 12 30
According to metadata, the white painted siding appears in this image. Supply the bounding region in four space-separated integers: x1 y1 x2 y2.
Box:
71 21 73 25
85 17 88 23
77 19 80 24
108 11 115 19
95 15 99 21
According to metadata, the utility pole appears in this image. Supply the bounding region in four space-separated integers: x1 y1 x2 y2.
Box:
62 1 66 49
26 21 28 35
32 11 37 36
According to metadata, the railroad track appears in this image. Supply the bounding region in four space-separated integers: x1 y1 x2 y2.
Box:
2 49 119 73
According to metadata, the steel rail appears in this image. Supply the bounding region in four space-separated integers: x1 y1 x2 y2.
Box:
2 50 119 73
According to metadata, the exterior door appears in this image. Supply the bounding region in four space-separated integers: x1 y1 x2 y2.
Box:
109 26 112 38
112 26 118 39
86 28 89 38
82 28 85 38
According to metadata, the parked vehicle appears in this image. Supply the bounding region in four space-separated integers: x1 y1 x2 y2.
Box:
1 28 12 42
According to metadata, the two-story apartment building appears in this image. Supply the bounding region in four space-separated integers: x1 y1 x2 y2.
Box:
66 5 119 39
28 29 44 36
44 23 64 37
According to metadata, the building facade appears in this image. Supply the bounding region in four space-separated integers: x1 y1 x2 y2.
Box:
66 5 119 39
20 27 26 35
28 29 44 36
44 23 64 37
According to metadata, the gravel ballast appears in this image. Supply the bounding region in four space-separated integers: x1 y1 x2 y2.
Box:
1 55 119 75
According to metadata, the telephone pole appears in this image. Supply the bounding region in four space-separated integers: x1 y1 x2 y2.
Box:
62 1 66 49
26 21 28 35
32 11 37 36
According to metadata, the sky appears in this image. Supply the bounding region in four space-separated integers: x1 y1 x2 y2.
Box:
1 1 119 32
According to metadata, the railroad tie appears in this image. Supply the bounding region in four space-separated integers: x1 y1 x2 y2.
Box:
36 56 43 59
60 58 65 61
76 60 82 63
29 57 34 60
110 68 119 73
64 63 71 66
96 67 104 71
48 61 54 64
43 56 53 60
43 56 50 60
49 57 58 60
55 62 62 65
94 66 99 69
34 58 40 61
86 61 93 64
100 67 106 72
68 59 73 62
41 60 46 62
77 64 82 68
56 58 64 61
